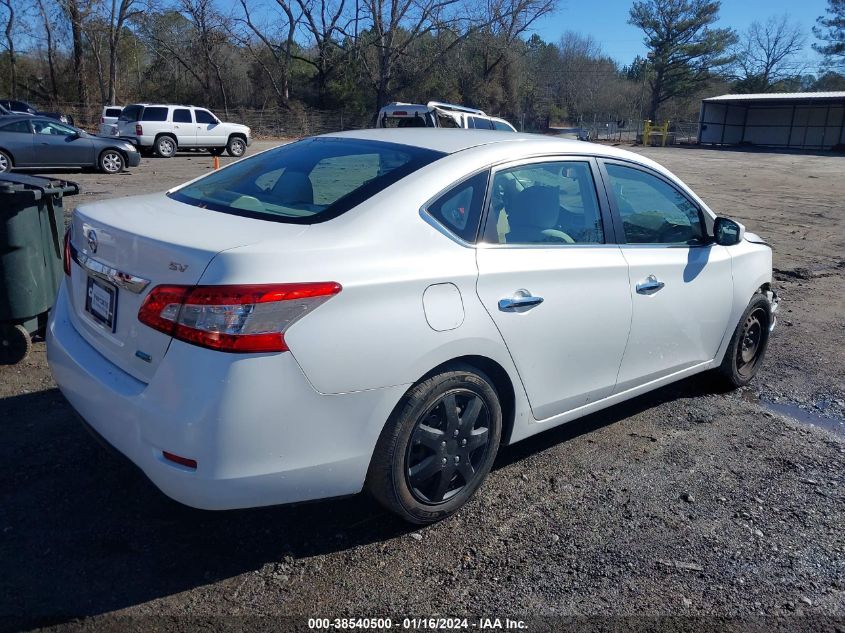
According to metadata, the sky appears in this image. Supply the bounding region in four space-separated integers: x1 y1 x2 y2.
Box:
532 0 829 72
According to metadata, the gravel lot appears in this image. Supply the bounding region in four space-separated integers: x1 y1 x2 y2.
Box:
0 142 843 632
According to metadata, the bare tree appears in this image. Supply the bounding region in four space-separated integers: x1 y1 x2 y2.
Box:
0 0 17 97
357 0 468 109
58 0 93 106
732 14 807 91
477 0 555 80
293 0 352 105
231 0 298 106
36 0 60 102
105 0 143 103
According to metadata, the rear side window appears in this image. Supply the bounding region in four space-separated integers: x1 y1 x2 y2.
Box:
142 107 169 122
483 161 604 245
119 105 142 121
169 138 445 224
469 116 493 130
493 120 514 131
173 109 192 123
195 109 217 124
104 108 122 118
0 120 31 133
426 171 489 242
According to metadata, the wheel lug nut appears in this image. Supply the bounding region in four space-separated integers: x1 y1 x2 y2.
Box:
453 430 459 437
441 458 447 465
454 456 460 463
441 441 446 447
461 439 467 446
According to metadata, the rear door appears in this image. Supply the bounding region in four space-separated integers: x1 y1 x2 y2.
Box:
600 160 734 391
172 108 195 147
0 119 36 165
475 157 632 420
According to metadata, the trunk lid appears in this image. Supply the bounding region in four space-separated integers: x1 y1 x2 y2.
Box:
67 192 308 382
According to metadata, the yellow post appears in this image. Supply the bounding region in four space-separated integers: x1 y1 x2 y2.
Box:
642 119 652 145
661 120 670 147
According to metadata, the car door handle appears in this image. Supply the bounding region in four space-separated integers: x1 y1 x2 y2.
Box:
498 290 544 311
636 274 665 295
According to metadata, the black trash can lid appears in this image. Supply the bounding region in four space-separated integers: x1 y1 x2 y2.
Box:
0 173 80 198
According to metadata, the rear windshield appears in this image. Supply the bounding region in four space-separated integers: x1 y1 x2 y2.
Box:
380 113 432 128
169 137 445 224
119 105 143 122
105 108 122 118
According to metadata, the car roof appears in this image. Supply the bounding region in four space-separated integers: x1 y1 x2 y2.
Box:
322 128 642 161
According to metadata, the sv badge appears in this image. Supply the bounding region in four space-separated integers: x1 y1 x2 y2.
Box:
169 262 189 272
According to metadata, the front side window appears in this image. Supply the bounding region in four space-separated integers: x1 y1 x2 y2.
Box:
195 109 217 124
170 137 444 224
605 163 705 245
426 171 489 242
0 120 31 133
173 109 193 123
482 160 605 245
33 120 76 136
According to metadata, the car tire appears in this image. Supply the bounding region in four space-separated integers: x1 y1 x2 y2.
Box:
716 293 772 389
154 135 177 158
98 150 125 174
226 136 246 157
0 324 32 365
0 149 12 173
209 147 225 156
366 364 502 524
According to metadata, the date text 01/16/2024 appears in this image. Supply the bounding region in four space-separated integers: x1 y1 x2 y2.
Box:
307 618 528 630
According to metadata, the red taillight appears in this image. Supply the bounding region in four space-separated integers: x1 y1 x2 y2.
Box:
100 116 105 123
63 228 71 276
392 111 407 116
138 282 342 353
162 451 197 469
135 123 143 135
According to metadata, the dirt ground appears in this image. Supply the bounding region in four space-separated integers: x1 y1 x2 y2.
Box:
0 141 843 632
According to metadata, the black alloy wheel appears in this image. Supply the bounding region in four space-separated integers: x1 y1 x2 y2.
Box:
406 389 493 504
367 365 502 524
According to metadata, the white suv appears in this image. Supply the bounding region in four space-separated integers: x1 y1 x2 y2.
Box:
377 101 517 131
117 104 251 158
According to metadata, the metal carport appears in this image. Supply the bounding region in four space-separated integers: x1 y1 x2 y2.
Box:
698 92 845 150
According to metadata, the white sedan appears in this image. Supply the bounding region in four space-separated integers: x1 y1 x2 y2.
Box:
47 130 778 524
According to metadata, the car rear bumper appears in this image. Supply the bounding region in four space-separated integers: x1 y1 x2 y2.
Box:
126 152 141 167
46 281 407 510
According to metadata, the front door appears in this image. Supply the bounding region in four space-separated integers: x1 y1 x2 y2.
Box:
601 161 734 392
194 109 224 146
475 158 632 420
32 120 92 165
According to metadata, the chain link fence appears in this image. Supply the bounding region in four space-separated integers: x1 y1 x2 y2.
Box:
576 120 700 145
54 103 373 138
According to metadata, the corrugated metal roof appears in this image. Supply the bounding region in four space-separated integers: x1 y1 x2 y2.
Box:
703 92 845 102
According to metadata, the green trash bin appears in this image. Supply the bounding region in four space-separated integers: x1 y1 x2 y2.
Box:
0 173 79 364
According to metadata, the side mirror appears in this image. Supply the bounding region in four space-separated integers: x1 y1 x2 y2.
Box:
713 217 745 246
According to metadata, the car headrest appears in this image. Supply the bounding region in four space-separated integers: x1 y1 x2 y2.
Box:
272 170 314 205
508 186 559 229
